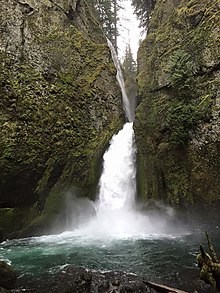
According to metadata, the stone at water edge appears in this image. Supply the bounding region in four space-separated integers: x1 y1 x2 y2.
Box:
0 261 17 289
0 230 3 243
0 287 10 292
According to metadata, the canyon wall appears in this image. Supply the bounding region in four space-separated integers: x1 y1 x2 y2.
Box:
0 0 124 238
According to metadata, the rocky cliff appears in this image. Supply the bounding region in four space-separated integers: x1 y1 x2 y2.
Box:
134 0 220 212
0 0 124 238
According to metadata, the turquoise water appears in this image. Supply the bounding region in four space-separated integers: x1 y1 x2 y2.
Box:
1 229 219 291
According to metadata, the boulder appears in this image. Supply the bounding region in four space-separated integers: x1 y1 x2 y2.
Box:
0 261 17 290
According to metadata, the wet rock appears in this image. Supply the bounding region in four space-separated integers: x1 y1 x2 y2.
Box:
97 280 110 292
121 281 148 292
0 287 10 293
54 266 150 293
17 266 151 292
0 229 3 243
10 289 38 293
58 266 92 292
0 261 17 289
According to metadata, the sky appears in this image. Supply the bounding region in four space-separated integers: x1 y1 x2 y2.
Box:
117 0 143 60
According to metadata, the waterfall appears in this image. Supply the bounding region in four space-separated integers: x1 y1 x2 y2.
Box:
96 41 136 213
97 122 136 211
70 41 179 237
107 39 134 122
77 42 139 237
75 122 137 237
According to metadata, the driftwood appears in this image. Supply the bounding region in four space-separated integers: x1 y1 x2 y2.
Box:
196 231 220 290
205 231 219 263
144 281 190 293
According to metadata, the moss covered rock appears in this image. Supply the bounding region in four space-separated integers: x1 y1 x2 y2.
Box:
0 0 124 237
134 0 220 209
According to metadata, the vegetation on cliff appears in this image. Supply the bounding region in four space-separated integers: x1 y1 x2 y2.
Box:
0 0 124 238
132 0 156 28
87 0 123 53
134 0 220 208
121 43 137 119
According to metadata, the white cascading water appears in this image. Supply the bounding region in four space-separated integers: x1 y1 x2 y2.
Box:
75 122 139 238
90 41 138 235
69 40 180 238
97 122 136 211
70 40 180 238
0 30 189 292
107 39 134 122
70 41 141 237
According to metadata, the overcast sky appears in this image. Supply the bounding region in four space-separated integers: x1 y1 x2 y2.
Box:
117 0 143 60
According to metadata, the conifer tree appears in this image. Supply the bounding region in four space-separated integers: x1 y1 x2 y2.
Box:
131 0 156 28
122 43 137 115
122 44 137 75
87 0 121 53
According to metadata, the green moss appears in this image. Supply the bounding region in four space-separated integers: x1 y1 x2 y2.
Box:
0 208 31 236
0 43 122 189
0 0 124 237
0 209 14 230
165 95 213 147
135 0 220 207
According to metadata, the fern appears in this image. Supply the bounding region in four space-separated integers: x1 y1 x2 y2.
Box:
166 49 197 89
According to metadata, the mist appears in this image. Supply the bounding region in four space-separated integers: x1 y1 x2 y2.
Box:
61 122 189 240
64 192 96 231
62 193 189 240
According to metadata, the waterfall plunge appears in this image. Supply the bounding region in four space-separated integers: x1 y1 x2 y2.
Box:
68 41 180 238
97 122 136 211
70 42 142 237
87 41 139 236
74 122 140 238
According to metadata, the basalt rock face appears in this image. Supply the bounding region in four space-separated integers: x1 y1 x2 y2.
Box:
0 0 124 238
134 0 220 212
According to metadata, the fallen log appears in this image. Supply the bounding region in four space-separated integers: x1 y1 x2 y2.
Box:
143 281 190 293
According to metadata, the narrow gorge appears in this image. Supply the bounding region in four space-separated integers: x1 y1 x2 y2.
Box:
0 0 220 292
